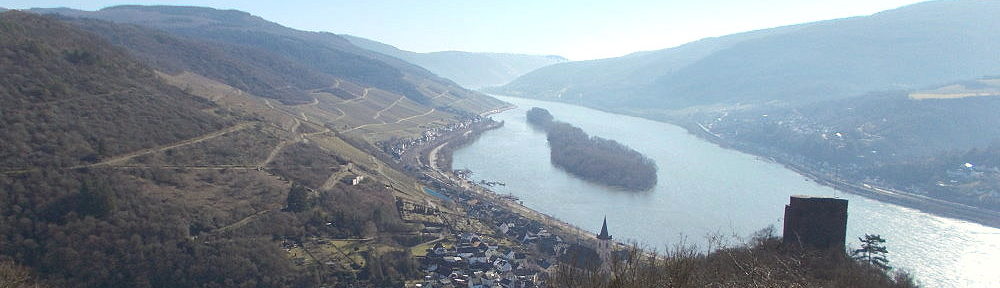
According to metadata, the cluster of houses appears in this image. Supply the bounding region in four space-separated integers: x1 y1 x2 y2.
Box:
416 232 548 288
379 115 491 160
409 187 589 288
944 162 1000 186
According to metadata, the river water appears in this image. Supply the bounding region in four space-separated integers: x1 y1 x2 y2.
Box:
452 95 999 287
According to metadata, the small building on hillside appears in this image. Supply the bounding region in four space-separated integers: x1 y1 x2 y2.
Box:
350 175 364 186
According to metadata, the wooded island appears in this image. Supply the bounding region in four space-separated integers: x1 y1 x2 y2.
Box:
527 107 658 191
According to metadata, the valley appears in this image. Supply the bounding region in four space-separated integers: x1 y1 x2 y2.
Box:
2 1 999 287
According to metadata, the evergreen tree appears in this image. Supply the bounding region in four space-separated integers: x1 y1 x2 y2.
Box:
852 234 891 270
285 184 311 212
78 179 115 218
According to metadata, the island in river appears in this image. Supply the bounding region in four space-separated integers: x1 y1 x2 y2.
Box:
526 107 657 191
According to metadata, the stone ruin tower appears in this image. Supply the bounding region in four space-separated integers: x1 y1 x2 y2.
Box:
782 195 849 252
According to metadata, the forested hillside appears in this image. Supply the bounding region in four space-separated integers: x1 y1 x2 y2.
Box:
66 17 334 104
0 11 227 169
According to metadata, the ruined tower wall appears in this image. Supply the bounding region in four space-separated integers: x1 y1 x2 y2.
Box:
782 195 849 252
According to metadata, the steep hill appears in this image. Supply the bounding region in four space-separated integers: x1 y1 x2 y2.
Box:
345 35 566 89
0 11 227 169
33 5 503 108
495 0 1000 110
35 5 507 145
0 11 492 287
65 16 332 104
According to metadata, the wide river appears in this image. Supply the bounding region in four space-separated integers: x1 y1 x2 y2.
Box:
452 95 998 287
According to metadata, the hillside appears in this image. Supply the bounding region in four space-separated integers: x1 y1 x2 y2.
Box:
0 11 505 287
33 5 505 110
0 11 302 286
698 78 1000 213
495 0 1000 110
0 11 227 169
65 16 332 104
345 35 566 89
493 25 805 107
35 6 508 145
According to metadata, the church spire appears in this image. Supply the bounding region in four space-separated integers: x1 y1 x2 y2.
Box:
597 216 612 240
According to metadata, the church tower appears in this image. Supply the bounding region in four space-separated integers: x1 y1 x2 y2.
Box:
596 216 613 270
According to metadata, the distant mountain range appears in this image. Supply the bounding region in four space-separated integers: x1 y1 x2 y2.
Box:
494 0 1000 110
344 35 566 89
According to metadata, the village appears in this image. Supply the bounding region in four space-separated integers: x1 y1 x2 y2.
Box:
377 113 493 162
382 112 615 288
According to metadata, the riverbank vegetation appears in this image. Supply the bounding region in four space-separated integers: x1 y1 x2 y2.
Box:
527 107 657 191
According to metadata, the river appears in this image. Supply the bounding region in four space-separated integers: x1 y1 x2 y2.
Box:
451 95 999 287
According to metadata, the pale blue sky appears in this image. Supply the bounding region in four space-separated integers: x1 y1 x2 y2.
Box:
1 0 928 60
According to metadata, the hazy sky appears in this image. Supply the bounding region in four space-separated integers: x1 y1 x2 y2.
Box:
2 0 928 60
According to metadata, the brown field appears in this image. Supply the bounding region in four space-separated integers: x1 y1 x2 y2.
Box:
909 79 1000 100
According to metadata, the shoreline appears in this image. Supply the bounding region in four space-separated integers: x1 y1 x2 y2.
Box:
680 121 1000 228
420 104 625 249
484 95 998 228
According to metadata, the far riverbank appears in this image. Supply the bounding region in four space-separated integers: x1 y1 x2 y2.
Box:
678 120 1000 228
485 95 999 228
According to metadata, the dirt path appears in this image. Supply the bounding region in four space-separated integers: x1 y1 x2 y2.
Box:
208 209 273 235
76 123 254 168
395 108 435 124
341 108 436 133
105 165 259 170
430 91 448 100
339 123 375 134
319 166 351 191
261 118 301 167
341 88 370 104
373 95 405 120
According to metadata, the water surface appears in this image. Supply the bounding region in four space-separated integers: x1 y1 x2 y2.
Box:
452 96 999 287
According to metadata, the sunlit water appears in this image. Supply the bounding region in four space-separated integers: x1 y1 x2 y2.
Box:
452 95 999 287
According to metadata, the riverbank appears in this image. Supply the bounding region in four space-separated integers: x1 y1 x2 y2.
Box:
680 120 1000 228
484 95 999 228
419 105 626 249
